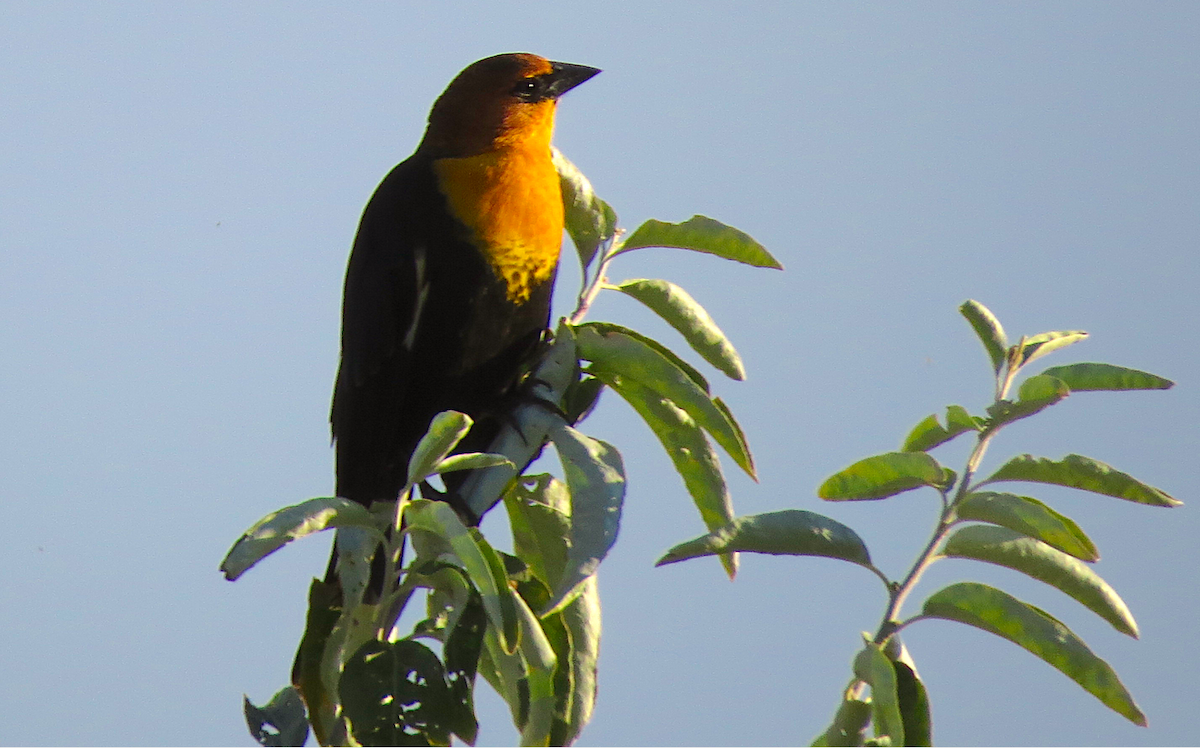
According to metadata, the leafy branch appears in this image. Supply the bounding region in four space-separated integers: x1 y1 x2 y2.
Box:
222 149 781 746
661 299 1178 746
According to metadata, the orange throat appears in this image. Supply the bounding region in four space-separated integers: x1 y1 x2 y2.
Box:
433 146 564 305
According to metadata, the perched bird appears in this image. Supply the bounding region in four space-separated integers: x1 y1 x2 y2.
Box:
331 53 600 527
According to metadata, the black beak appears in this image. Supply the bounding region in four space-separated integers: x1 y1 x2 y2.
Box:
545 61 601 99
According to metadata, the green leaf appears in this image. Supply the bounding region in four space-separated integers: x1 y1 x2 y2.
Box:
614 278 745 380
955 491 1098 561
552 147 618 272
591 370 737 577
408 410 473 485
579 320 709 391
504 474 573 592
405 499 521 654
545 425 626 614
819 452 948 501
433 452 514 475
548 575 601 747
902 405 980 452
813 698 871 747
922 582 1145 725
959 300 1008 374
1040 363 1174 392
562 374 605 425
853 643 905 745
616 215 782 269
291 580 344 747
941 525 1138 637
220 497 381 581
892 661 932 747
575 323 755 478
442 594 487 746
984 454 1181 507
340 639 455 746
510 592 559 746
244 686 309 748
1019 330 1088 366
656 510 872 569
988 374 1070 424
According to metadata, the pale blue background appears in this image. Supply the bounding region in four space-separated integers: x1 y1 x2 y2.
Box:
2 3 1197 745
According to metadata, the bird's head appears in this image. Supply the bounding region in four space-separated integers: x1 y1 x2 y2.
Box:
422 53 600 158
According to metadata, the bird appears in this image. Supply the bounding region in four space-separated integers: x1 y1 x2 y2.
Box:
330 53 600 532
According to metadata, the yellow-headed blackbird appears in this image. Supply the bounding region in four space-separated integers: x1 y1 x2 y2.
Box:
331 53 599 524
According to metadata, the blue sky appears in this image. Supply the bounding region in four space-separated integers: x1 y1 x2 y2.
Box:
1 3 1197 745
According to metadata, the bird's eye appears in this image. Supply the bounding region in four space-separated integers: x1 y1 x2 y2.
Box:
513 78 541 100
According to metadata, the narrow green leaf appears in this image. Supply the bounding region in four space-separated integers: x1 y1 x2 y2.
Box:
922 582 1146 725
1041 363 1174 392
291 580 343 747
220 497 381 581
615 278 745 380
984 454 1181 507
552 147 618 272
902 405 980 452
580 320 709 391
442 594 486 745
510 591 559 746
853 644 905 745
656 510 872 569
575 323 755 478
941 525 1138 637
1019 330 1088 366
433 452 514 475
988 374 1070 425
892 661 932 747
813 698 871 747
592 371 737 577
955 491 1098 561
405 499 521 654
548 575 601 746
959 300 1008 374
244 686 309 748
545 425 626 614
408 410 473 485
819 452 947 501
616 215 782 269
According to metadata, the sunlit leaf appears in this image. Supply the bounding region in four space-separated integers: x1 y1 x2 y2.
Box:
959 300 1008 374
545 425 625 614
548 575 601 746
406 499 520 654
988 374 1069 424
1019 330 1088 366
220 497 381 581
408 411 473 485
902 405 980 452
954 491 1098 561
616 215 782 269
614 278 745 380
553 147 618 272
575 323 754 478
1040 363 1174 392
580 320 709 391
819 452 949 501
941 525 1138 637
433 452 514 475
656 510 872 570
922 582 1145 725
592 371 737 577
853 643 905 745
984 454 1181 507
